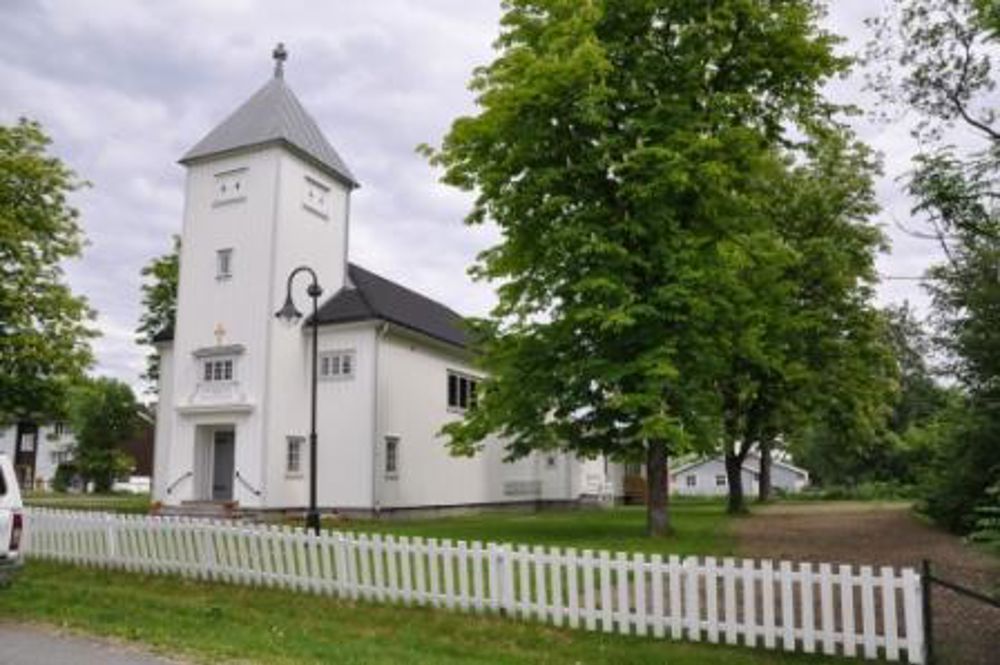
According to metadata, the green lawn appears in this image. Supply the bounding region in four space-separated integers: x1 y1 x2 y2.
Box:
334 502 734 558
0 561 860 665
22 492 151 514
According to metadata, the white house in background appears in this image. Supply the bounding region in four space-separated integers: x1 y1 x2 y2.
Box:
151 46 621 516
0 422 75 490
670 452 810 497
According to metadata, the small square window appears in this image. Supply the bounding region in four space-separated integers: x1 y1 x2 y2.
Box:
319 350 355 380
216 249 233 280
213 168 247 206
715 475 727 487
202 357 236 383
286 436 304 475
686 475 697 488
303 176 331 219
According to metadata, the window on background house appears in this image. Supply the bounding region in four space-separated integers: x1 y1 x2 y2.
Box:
447 371 479 412
286 436 304 475
384 436 399 476
202 358 235 383
546 455 557 469
216 248 233 280
319 350 355 380
686 475 697 488
716 475 727 487
53 422 66 437
19 432 36 453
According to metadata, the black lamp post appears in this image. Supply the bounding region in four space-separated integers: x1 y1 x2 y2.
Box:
275 265 323 535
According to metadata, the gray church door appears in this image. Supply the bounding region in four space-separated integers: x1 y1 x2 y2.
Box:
212 430 235 501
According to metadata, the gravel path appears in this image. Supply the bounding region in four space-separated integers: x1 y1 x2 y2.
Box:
733 501 1000 665
0 623 184 665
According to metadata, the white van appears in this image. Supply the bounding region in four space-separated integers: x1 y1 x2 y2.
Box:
0 453 24 583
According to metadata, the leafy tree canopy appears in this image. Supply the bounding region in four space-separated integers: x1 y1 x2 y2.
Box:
0 119 96 422
68 377 138 493
136 236 179 392
426 0 862 531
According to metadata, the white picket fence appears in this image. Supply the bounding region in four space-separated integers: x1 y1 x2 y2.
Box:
23 508 925 663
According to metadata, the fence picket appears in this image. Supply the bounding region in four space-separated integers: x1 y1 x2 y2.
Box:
582 549 596 631
550 547 564 627
761 560 776 648
633 552 647 637
615 552 630 635
685 557 700 641
457 541 470 612
669 555 683 640
742 559 756 647
840 564 857 657
704 557 718 643
599 551 613 633
901 568 924 665
800 562 815 654
779 560 794 650
471 541 484 612
650 554 665 639
860 566 878 659
534 545 548 622
881 567 900 661
567 547 580 629
819 563 836 656
723 557 738 645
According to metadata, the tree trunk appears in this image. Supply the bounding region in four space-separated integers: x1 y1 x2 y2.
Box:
758 439 773 502
725 451 746 514
646 441 671 536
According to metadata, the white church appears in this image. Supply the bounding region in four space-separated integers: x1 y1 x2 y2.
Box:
152 46 622 516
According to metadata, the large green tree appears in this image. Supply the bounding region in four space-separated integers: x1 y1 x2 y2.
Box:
427 0 852 534
721 133 892 509
0 119 96 422
136 236 179 392
68 377 138 492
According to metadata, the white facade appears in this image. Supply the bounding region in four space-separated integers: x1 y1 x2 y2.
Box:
153 57 619 514
670 453 809 497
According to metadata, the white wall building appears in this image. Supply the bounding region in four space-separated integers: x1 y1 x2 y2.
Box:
669 452 810 497
0 422 75 490
152 47 620 516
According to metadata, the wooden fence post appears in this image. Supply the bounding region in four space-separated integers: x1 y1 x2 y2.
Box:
921 559 934 665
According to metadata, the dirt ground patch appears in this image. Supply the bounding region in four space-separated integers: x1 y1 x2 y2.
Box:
733 501 1000 665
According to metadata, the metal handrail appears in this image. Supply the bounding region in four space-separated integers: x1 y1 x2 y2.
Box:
165 471 193 495
235 470 262 497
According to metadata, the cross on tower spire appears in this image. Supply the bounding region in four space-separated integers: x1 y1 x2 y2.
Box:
272 42 288 79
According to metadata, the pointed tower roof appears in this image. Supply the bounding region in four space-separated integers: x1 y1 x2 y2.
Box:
180 43 358 188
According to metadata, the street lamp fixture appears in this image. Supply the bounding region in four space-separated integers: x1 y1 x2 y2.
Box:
275 265 323 535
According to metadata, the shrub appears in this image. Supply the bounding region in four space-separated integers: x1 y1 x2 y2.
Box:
51 462 79 493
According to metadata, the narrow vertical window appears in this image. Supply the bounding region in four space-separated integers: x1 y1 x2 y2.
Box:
385 436 399 476
286 436 304 475
216 248 233 280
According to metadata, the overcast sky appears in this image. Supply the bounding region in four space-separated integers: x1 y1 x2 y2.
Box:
0 1 951 396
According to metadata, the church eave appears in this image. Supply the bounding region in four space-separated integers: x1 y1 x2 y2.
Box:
179 138 359 190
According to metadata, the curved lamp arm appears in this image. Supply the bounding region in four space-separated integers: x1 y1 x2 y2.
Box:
275 265 323 322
